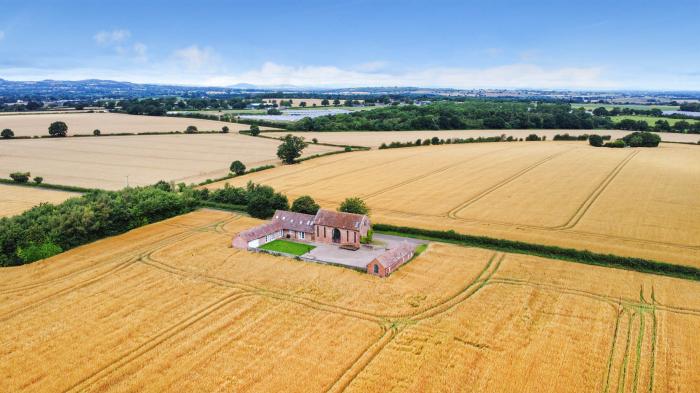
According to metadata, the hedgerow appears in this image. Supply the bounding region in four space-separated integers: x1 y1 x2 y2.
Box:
373 224 700 281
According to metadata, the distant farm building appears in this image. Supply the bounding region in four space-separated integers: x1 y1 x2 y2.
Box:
232 209 414 277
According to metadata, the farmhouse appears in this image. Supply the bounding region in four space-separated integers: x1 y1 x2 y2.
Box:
232 209 414 277
233 209 370 249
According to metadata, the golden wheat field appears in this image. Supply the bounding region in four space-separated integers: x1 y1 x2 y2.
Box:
0 184 80 217
206 142 700 266
1 209 698 392
0 134 339 190
265 130 700 147
0 112 274 137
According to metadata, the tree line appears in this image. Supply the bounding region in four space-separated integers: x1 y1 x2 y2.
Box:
286 101 613 131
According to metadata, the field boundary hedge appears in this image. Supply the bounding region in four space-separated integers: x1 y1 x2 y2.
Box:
0 178 92 193
373 223 700 282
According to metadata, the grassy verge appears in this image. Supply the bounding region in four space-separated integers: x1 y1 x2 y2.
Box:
373 224 700 282
198 200 247 213
259 239 315 255
0 178 92 193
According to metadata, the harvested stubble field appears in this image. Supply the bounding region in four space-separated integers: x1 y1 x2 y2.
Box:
265 129 700 147
0 134 339 189
1 209 698 392
0 112 274 137
207 142 700 266
0 184 80 217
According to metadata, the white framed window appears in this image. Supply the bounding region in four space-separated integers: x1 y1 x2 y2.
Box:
299 232 305 239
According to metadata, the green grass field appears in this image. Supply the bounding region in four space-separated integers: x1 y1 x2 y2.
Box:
612 114 699 126
259 239 315 255
574 103 680 111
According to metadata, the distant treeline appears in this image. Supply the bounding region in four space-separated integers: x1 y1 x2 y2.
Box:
679 103 700 112
286 102 613 131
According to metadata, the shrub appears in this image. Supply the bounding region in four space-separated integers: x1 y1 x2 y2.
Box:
93 129 101 136
344 146 352 152
604 139 626 148
588 134 604 147
422 139 431 145
9 172 30 183
221 126 229 133
48 121 68 137
33 176 43 184
185 125 198 134
360 229 374 244
312 138 318 144
1 128 14 139
622 131 661 147
338 197 370 215
291 195 320 215
525 134 541 141
230 160 246 175
208 183 248 205
153 180 172 192
16 242 63 263
249 125 260 136
431 136 440 145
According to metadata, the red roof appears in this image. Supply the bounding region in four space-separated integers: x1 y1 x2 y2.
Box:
272 210 315 233
372 241 415 270
236 220 283 242
313 209 368 231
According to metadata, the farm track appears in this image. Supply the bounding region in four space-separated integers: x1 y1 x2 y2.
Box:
0 257 136 323
277 154 419 194
326 327 396 393
603 306 625 393
446 148 572 219
62 291 252 393
361 145 517 200
551 151 639 230
0 219 219 295
488 278 700 317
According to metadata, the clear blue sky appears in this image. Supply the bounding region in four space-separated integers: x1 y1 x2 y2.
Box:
1 0 699 90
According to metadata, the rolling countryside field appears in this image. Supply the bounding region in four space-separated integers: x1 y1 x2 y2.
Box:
0 184 80 217
0 112 272 137
1 209 698 392
265 129 700 147
0 134 340 189
206 142 700 266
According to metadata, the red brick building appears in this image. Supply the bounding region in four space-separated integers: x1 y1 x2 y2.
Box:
366 241 415 278
232 209 370 249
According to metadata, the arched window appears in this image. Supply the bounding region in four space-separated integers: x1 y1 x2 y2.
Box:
373 264 379 274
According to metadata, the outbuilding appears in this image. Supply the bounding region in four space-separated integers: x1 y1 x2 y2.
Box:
366 241 415 277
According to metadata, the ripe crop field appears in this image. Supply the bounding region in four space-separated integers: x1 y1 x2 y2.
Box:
0 112 272 137
1 209 698 392
0 184 80 217
266 129 700 147
0 134 339 189
207 142 700 265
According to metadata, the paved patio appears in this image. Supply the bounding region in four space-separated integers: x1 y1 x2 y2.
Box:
298 234 428 269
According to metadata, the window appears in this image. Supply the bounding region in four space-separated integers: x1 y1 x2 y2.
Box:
354 232 357 243
373 264 379 274
299 232 305 240
324 227 327 237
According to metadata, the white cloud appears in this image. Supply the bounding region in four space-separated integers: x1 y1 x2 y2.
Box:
172 45 218 69
94 29 131 45
354 61 389 72
201 61 612 90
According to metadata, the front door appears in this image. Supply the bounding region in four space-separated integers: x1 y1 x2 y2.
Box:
332 228 341 243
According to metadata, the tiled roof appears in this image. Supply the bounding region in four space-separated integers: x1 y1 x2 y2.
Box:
236 220 283 242
313 209 368 231
272 210 315 233
372 241 415 270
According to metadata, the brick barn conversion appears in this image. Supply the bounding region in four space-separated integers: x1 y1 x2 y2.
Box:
232 209 415 277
